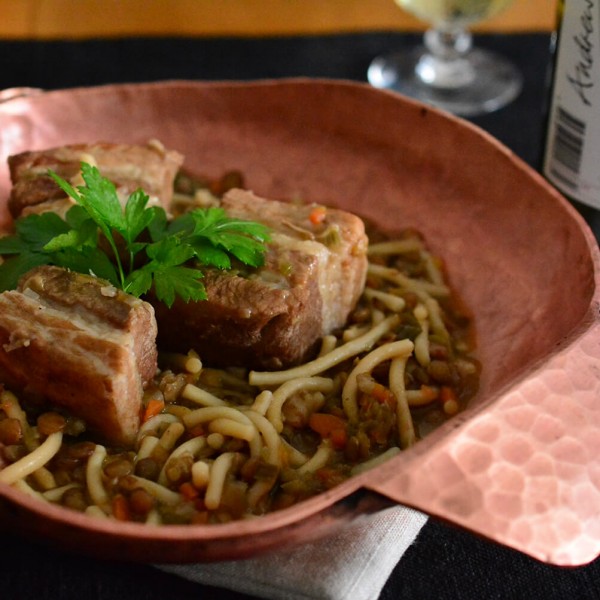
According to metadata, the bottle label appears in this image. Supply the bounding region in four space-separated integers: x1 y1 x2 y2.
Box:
543 0 600 209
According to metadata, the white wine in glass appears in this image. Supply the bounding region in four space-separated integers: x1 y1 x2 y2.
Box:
368 0 523 116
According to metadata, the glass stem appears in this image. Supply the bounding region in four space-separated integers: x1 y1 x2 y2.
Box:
415 27 475 89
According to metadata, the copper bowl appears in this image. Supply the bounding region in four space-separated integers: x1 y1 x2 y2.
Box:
0 80 598 566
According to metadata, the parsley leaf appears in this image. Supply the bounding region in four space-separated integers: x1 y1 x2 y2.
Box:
53 246 120 284
49 164 128 287
14 212 72 251
124 189 154 242
0 162 270 307
125 237 206 307
0 253 50 291
0 212 73 290
166 207 270 269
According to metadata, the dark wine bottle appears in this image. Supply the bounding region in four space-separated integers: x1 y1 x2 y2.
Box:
542 0 600 215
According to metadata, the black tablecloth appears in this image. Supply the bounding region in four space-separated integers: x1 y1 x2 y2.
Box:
2 33 600 599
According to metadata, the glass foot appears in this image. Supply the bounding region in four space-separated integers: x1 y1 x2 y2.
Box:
368 46 523 117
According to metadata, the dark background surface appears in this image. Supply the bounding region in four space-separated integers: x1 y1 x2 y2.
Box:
0 33 552 170
2 33 600 599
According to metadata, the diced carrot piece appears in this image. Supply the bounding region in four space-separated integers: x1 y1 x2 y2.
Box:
309 206 327 225
439 386 457 403
440 386 460 415
309 413 348 449
329 427 347 450
420 385 439 402
309 413 347 438
112 494 131 521
180 481 200 500
142 398 165 423
371 383 395 406
187 424 205 438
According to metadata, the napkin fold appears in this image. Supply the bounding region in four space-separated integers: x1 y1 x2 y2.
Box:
159 505 428 600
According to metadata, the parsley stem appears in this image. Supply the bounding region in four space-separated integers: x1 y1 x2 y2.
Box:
105 232 126 290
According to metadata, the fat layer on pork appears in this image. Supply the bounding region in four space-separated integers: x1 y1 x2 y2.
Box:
0 266 158 446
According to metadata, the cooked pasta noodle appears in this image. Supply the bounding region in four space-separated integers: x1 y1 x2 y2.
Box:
413 303 431 367
422 251 445 287
164 404 192 419
138 413 179 440
191 460 211 489
145 508 162 525
128 475 182 506
31 466 57 491
367 263 450 297
423 296 450 343
86 444 108 508
161 351 202 374
204 452 236 510
389 356 415 449
183 407 261 458
250 390 273 416
183 406 254 429
342 323 371 342
208 418 255 442
158 436 206 486
0 431 62 485
281 439 309 467
406 387 439 406
182 383 227 407
249 315 400 387
371 308 386 325
85 505 109 519
363 288 407 312
296 443 332 475
157 422 185 452
13 478 45 500
242 410 282 466
136 435 160 462
342 339 414 422
318 334 338 357
206 432 225 449
42 483 80 502
247 477 275 509
267 377 334 433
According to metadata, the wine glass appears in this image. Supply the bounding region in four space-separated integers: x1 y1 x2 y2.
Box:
367 0 523 117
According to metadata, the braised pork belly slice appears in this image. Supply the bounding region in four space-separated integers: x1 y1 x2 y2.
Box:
222 189 369 335
7 140 183 219
0 266 158 446
153 188 368 370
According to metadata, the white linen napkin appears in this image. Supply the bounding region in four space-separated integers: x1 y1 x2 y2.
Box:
159 505 427 600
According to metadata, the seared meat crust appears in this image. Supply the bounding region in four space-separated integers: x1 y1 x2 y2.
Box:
8 141 183 218
154 246 322 370
0 266 158 446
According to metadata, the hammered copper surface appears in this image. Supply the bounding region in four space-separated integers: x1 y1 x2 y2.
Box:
0 80 598 565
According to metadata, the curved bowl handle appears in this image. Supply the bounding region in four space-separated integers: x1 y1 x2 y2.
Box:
365 315 600 566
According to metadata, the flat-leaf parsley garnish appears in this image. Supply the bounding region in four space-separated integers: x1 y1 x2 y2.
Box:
0 162 271 307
